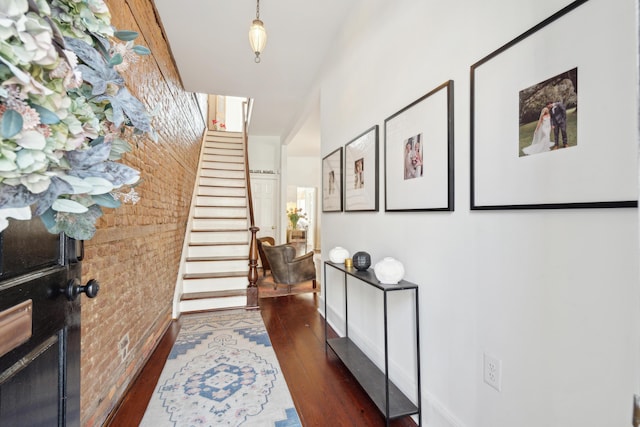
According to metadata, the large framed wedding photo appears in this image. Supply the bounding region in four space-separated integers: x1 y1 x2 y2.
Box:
470 0 638 210
322 147 343 212
344 125 379 212
384 80 454 212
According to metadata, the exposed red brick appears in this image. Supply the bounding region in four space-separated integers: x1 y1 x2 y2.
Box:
79 1 206 425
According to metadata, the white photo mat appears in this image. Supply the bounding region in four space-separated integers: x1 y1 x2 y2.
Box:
345 125 379 211
322 147 343 212
471 0 638 209
384 81 454 211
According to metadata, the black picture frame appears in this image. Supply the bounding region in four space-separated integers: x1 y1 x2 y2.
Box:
384 80 454 212
344 125 379 212
470 0 637 210
322 147 343 212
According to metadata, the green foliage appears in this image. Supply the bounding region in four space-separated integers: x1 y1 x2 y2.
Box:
114 30 139 41
1 109 23 138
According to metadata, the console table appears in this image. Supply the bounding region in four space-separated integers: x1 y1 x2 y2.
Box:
323 261 421 426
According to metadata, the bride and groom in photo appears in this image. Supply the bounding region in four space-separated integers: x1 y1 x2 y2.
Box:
519 68 577 157
522 100 568 156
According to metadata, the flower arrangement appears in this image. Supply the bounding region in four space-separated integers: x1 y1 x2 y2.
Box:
286 207 306 229
211 119 226 131
0 0 154 240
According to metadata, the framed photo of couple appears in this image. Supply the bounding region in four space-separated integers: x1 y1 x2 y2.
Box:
322 147 343 212
384 80 454 212
344 125 379 212
470 0 637 210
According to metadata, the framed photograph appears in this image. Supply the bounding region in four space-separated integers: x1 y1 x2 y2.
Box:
344 125 379 211
322 147 343 212
470 0 638 209
384 80 454 212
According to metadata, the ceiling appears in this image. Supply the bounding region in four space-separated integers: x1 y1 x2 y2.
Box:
153 0 356 155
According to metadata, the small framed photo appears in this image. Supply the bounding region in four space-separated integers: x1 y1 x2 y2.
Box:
322 147 343 212
344 125 379 212
470 0 637 209
384 80 454 211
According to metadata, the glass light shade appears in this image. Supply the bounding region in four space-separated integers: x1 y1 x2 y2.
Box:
249 19 267 60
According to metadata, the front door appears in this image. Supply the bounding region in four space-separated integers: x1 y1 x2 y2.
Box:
251 174 279 241
0 216 89 426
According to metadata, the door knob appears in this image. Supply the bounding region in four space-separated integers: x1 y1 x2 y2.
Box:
62 278 100 301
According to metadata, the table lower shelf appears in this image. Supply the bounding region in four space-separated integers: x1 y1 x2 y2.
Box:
327 337 418 419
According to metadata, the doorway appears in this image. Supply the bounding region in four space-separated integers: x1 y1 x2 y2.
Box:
286 187 317 253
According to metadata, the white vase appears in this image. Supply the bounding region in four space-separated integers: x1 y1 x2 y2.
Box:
329 246 349 263
374 257 405 284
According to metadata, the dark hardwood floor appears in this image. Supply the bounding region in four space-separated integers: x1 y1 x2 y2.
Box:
107 293 418 426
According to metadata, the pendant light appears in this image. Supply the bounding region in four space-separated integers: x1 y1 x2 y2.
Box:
248 0 267 63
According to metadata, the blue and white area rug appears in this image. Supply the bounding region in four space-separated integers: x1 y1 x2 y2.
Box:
140 310 302 426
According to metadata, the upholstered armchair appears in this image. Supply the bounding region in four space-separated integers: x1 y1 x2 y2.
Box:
257 237 275 277
261 243 317 292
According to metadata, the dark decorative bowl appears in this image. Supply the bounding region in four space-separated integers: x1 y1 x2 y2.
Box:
352 251 371 271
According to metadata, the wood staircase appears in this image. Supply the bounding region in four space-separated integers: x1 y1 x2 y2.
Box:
175 130 251 314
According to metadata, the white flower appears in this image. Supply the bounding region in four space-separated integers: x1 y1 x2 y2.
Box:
0 0 28 18
20 172 50 193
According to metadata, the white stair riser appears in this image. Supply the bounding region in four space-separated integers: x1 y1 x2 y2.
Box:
183 276 248 293
201 169 245 179
193 218 248 230
194 206 247 218
180 295 247 313
204 143 241 149
190 231 249 244
204 139 244 151
199 177 245 187
202 153 244 164
204 140 242 148
194 207 247 218
204 148 243 156
206 130 242 136
185 259 248 274
196 196 246 207
198 186 245 197
206 132 242 140
200 161 244 171
187 244 249 258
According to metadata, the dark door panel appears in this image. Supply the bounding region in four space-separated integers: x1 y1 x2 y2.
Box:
0 217 60 279
0 217 82 426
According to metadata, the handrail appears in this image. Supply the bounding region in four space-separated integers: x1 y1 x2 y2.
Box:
243 99 259 309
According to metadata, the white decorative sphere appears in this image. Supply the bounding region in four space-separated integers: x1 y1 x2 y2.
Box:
374 257 405 284
329 246 350 263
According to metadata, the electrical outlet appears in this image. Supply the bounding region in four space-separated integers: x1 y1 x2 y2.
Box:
483 353 502 391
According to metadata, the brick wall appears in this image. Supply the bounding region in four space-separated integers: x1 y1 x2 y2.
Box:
80 1 206 425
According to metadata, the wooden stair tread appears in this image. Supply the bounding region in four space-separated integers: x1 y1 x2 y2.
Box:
186 256 249 262
203 159 244 164
192 216 247 220
196 194 246 198
181 290 247 301
191 229 247 233
188 241 248 247
197 184 246 189
201 166 244 170
183 271 248 280
195 205 247 208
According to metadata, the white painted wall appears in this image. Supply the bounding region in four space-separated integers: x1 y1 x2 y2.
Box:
318 1 640 426
287 156 321 189
247 135 281 172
